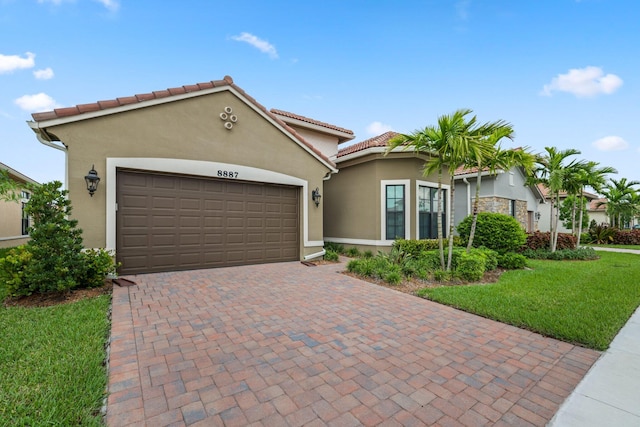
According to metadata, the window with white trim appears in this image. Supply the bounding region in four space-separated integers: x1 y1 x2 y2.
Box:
21 191 30 235
381 180 410 241
418 185 447 239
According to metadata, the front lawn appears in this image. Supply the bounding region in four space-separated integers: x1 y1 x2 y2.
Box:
0 295 111 425
417 251 640 350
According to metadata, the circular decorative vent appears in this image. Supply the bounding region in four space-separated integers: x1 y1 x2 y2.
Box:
220 107 237 130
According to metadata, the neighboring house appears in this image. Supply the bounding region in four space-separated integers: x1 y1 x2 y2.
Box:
323 131 449 253
536 185 599 233
270 109 355 159
0 162 38 248
28 76 347 275
454 166 545 233
588 198 609 226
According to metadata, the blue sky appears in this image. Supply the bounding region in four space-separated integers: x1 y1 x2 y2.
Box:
1 0 638 186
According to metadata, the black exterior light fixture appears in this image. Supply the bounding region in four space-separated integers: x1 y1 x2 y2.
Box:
311 187 322 207
535 211 541 220
85 165 100 197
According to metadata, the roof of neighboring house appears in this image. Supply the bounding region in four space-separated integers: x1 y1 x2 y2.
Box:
536 184 599 200
28 76 336 171
0 162 39 186
336 131 399 158
270 109 354 143
589 198 608 211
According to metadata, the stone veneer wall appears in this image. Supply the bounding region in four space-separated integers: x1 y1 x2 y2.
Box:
474 197 529 229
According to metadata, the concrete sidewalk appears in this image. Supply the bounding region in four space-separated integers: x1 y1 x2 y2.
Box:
550 247 640 426
549 306 640 426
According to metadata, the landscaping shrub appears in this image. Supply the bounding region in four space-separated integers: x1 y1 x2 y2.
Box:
456 252 486 281
324 249 339 262
363 250 374 258
0 181 116 297
392 237 463 257
588 225 615 245
497 252 527 269
457 213 526 254
521 232 577 251
324 241 344 254
521 247 599 261
345 247 361 257
612 229 640 245
473 247 498 271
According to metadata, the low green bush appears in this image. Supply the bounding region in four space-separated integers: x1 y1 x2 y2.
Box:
392 237 463 257
324 241 345 254
456 252 486 281
457 213 527 254
345 247 361 258
521 247 599 261
497 252 527 269
0 246 32 298
324 249 339 262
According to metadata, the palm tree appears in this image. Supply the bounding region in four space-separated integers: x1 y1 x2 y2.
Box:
388 108 501 270
531 147 582 252
600 178 640 228
572 162 617 245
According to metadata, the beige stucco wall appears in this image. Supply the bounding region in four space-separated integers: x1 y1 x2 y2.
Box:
0 199 22 238
38 90 332 259
324 153 442 251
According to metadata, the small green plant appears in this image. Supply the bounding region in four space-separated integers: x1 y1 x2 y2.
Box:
589 225 615 245
324 241 345 254
497 252 527 269
457 213 527 254
324 249 339 262
433 269 453 282
456 252 486 281
363 250 374 258
0 246 32 298
345 247 361 257
384 270 403 285
522 247 599 261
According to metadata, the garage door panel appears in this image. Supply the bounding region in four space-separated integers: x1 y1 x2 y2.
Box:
117 170 299 274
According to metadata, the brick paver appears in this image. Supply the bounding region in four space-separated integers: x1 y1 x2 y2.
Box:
106 261 599 426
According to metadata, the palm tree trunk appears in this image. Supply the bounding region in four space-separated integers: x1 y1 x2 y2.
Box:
576 189 585 247
436 171 445 270
549 197 555 251
552 193 561 251
447 176 456 271
571 198 577 235
467 170 482 252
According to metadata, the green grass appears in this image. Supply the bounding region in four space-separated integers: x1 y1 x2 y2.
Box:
417 251 640 350
0 295 111 426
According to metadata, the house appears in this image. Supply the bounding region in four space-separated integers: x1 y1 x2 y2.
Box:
588 198 609 226
0 162 38 248
454 165 545 233
28 76 348 275
536 185 599 233
323 131 449 253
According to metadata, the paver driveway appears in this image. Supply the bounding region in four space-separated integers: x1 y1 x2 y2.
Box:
106 261 599 426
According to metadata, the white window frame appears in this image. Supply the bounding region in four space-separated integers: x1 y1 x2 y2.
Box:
381 179 411 244
415 180 450 240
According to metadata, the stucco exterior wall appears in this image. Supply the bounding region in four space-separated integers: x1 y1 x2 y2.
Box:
324 153 444 251
38 90 332 258
289 127 339 159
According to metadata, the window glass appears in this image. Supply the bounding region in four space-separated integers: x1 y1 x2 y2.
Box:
386 185 405 240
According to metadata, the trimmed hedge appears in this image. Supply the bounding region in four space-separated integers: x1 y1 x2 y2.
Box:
457 213 527 254
392 237 463 257
612 229 640 245
520 232 577 251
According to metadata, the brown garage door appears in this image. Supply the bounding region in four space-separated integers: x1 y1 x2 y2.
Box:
116 169 299 274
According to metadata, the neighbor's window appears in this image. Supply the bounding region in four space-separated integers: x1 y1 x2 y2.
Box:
386 185 405 240
21 202 29 235
509 199 516 217
418 185 447 239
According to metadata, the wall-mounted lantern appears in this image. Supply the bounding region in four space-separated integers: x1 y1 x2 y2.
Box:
535 211 541 220
311 187 322 207
85 165 100 197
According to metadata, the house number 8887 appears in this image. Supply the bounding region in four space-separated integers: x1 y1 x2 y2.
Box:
217 170 239 178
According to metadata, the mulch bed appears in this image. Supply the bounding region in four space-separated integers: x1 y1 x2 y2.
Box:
3 282 112 308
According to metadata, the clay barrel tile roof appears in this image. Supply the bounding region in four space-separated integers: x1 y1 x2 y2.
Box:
270 109 354 136
337 131 399 157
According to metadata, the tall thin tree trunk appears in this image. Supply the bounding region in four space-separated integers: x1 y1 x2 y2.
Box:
576 189 585 247
549 197 555 251
436 171 445 270
447 176 456 271
552 193 561 252
467 170 482 252
571 198 577 235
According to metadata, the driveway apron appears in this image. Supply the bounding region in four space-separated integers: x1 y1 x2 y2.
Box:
106 261 599 426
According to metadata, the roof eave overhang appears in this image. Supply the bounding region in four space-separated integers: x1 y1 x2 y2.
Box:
276 115 355 143
335 146 414 163
28 85 338 173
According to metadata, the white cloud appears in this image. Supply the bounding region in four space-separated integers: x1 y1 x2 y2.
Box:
592 136 628 151
33 67 54 80
541 66 623 98
14 93 60 112
37 0 72 5
0 52 36 74
94 0 119 12
366 121 394 136
231 32 278 59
